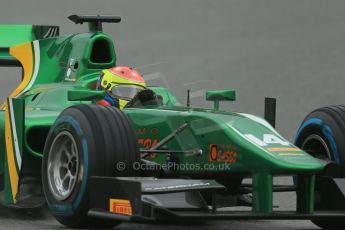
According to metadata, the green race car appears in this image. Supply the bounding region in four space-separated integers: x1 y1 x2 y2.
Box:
0 15 344 229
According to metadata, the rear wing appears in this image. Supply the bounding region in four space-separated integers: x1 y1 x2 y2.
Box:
0 25 59 66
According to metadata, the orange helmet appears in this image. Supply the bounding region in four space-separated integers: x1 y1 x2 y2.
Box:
97 66 146 108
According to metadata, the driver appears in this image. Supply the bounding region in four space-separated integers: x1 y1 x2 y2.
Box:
96 66 146 109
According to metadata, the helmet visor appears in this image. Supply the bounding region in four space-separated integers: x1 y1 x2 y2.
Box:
110 84 146 101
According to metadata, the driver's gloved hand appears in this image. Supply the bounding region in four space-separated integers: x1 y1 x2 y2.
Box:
97 95 120 108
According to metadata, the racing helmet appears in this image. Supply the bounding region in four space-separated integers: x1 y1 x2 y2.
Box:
97 66 146 109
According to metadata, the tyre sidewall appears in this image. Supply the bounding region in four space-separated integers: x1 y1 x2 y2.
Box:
295 112 345 173
295 109 345 229
42 114 92 224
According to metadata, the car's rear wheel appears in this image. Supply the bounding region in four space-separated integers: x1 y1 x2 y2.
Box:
295 105 345 230
42 104 139 229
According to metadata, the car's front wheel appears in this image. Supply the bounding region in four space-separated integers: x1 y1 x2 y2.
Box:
295 105 345 230
42 104 139 229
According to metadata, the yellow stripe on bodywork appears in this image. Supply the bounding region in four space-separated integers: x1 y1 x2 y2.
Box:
278 153 305 156
5 100 19 202
0 42 34 110
267 147 301 152
1 42 37 202
9 42 34 98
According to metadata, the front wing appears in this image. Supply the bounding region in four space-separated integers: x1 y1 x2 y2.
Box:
87 176 345 222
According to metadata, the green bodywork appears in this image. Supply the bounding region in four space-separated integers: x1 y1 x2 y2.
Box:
0 24 323 214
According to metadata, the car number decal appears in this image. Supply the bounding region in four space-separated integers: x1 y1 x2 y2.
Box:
244 134 289 147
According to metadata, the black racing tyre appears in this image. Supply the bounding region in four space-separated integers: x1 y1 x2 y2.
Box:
42 104 139 229
295 105 345 230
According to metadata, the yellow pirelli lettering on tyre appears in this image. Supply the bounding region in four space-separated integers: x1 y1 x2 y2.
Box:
109 199 132 216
